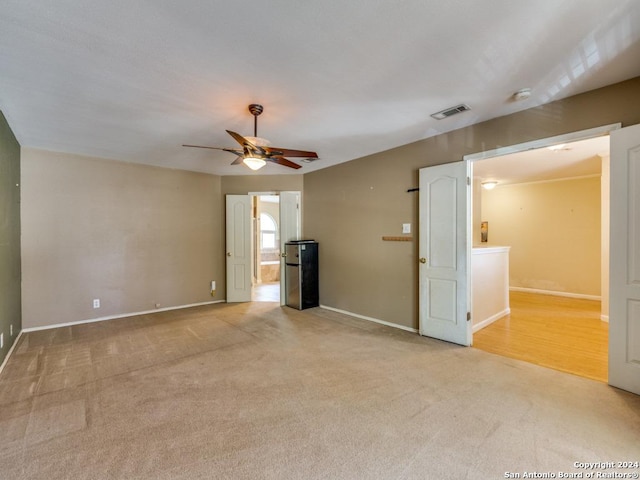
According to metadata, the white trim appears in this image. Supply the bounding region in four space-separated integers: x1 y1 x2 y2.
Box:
463 123 621 162
496 173 601 188
472 246 510 255
472 308 510 333
0 330 24 377
22 300 225 333
319 305 418 333
510 286 601 301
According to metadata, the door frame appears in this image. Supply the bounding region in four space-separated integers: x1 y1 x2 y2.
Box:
245 190 302 305
461 123 620 375
463 124 620 164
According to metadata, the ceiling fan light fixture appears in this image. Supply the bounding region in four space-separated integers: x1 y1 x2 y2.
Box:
183 103 317 171
243 156 266 171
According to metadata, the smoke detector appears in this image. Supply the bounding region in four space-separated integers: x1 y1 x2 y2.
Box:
513 88 532 101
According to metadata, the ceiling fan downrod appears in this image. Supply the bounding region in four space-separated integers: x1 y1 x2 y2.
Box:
248 104 263 137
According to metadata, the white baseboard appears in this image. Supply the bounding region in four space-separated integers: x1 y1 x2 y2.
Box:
0 330 24 377
509 286 601 301
472 308 510 333
319 305 418 333
22 300 226 333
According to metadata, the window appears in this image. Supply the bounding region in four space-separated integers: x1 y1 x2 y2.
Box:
260 213 278 250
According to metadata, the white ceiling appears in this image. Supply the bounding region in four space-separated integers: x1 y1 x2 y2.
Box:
1 1 639 176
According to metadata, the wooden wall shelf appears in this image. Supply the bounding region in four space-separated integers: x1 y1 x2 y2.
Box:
382 236 413 242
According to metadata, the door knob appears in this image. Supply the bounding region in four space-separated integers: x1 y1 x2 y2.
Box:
419 257 427 264
227 252 232 257
281 253 287 258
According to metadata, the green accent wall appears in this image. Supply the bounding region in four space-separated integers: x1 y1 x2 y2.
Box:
0 110 21 366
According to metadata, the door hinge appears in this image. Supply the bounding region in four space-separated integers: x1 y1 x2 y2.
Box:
467 176 471 186
467 312 471 321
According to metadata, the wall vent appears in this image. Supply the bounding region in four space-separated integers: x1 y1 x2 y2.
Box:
430 104 471 120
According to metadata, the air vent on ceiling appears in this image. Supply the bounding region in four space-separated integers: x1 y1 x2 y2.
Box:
430 104 471 120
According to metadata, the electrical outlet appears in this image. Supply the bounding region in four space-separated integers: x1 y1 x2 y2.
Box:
10 324 13 336
402 223 411 234
1 333 3 349
211 280 216 297
93 299 100 309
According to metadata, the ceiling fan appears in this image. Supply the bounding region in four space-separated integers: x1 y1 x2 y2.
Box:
183 104 318 170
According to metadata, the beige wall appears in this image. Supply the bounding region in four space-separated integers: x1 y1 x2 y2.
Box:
304 155 419 326
16 77 640 333
221 175 303 196
0 111 21 364
481 177 601 296
21 148 224 329
304 77 640 330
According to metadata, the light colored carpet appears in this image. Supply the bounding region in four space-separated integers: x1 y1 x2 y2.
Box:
1 302 639 479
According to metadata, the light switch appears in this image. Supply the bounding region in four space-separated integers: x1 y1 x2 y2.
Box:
402 223 411 234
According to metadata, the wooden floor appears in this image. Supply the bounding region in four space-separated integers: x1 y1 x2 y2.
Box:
252 281 280 302
473 291 608 382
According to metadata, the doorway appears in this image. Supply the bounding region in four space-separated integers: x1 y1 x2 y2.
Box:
226 191 301 304
469 134 610 381
252 194 281 302
419 123 640 394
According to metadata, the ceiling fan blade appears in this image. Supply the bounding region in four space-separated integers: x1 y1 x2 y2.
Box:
226 130 254 147
182 144 243 155
182 144 225 150
231 156 244 165
267 156 302 169
264 146 318 158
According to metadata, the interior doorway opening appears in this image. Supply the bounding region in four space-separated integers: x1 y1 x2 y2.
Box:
469 134 610 382
226 190 300 305
252 194 281 302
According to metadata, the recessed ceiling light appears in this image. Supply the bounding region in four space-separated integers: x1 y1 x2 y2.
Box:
481 181 498 190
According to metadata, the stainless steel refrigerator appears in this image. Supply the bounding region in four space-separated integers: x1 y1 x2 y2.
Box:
284 240 319 310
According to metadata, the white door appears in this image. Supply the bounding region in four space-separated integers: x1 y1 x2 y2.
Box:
419 161 471 346
226 195 252 302
609 123 640 395
279 192 301 305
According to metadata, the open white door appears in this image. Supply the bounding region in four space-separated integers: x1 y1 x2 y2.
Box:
419 161 471 346
279 192 301 305
609 123 640 395
226 195 252 303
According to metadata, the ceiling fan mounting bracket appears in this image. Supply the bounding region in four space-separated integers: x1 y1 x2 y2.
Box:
248 104 263 117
